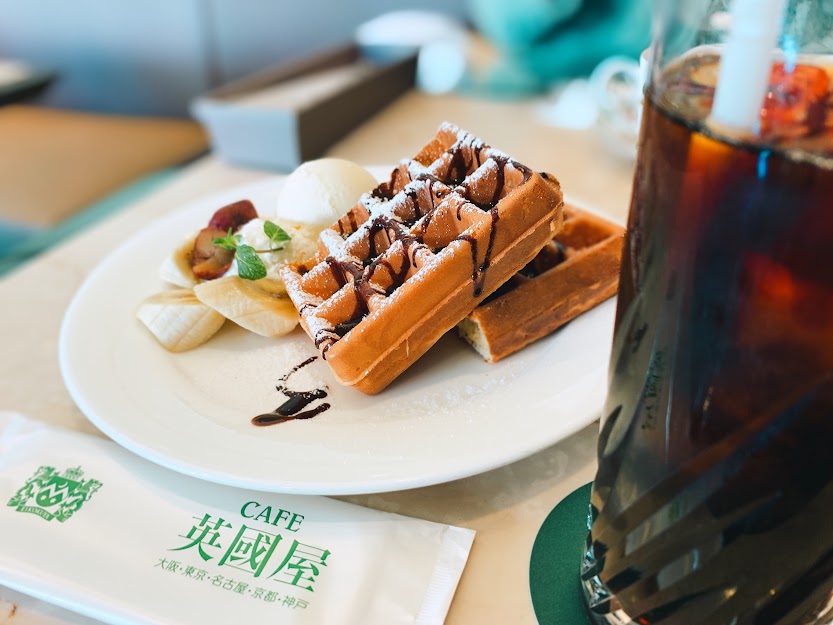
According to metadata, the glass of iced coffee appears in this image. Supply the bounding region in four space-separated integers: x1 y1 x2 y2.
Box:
581 1 833 623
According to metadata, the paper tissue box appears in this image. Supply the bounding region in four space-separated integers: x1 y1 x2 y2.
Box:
191 45 416 171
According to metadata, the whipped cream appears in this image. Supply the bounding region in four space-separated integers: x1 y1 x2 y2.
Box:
224 218 319 278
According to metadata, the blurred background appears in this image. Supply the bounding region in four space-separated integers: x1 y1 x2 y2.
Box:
0 0 648 274
0 0 469 116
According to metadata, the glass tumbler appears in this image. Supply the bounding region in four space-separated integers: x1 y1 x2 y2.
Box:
580 0 833 623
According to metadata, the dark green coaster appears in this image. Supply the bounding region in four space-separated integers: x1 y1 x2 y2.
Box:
529 482 594 625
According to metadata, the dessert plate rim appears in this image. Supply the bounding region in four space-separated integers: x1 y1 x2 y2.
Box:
59 171 615 495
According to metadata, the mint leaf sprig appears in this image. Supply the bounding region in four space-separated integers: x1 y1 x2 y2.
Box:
264 220 292 250
212 220 292 280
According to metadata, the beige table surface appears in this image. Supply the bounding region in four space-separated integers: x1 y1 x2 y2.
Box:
0 90 635 625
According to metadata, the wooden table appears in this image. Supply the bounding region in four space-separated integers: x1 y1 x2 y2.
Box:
0 90 635 625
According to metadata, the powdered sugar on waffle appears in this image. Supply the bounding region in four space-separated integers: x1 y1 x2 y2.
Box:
280 122 563 393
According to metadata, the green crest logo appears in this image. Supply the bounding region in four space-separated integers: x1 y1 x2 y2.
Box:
7 465 102 522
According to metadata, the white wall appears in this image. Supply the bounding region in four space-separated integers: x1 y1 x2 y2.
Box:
0 0 467 117
0 0 210 116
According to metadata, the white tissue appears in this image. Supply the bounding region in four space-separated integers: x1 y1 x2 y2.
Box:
0 413 474 625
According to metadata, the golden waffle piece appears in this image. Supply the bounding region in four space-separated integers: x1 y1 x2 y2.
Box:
281 123 563 394
457 204 624 363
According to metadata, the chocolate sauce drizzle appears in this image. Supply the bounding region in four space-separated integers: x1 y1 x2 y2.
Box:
252 356 330 426
313 188 439 354
444 148 470 185
301 131 538 356
455 156 514 297
416 174 444 237
335 210 361 237
372 165 413 199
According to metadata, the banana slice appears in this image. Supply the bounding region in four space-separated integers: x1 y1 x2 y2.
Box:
194 275 299 337
159 235 198 287
137 288 225 352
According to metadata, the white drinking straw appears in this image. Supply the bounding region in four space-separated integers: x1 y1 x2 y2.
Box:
709 0 788 133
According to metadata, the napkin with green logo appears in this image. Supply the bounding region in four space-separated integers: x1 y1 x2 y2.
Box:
0 413 474 625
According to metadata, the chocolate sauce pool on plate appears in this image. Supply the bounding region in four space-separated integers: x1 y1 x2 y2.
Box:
252 356 330 426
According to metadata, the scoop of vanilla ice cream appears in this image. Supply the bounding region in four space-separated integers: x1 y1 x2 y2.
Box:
276 158 378 227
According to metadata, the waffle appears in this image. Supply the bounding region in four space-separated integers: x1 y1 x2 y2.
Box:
280 123 563 394
457 204 624 363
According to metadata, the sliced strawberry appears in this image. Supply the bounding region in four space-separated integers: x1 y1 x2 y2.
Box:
760 63 830 140
208 199 258 233
191 226 235 280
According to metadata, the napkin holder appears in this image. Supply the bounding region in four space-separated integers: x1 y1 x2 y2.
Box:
191 44 417 171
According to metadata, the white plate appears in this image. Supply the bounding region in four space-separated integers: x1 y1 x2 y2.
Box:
59 175 614 495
